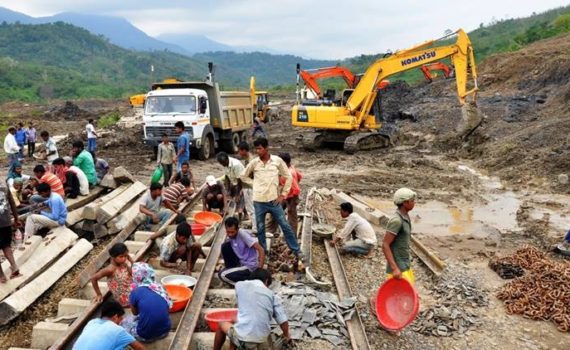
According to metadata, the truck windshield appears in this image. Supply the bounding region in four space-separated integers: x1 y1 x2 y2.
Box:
145 96 197 114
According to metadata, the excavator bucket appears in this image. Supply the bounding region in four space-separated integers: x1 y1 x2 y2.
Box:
457 102 484 140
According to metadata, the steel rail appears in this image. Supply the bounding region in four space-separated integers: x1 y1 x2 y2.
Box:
51 188 205 350
168 201 236 350
324 241 371 350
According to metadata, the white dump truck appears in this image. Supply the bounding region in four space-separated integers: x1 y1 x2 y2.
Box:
142 64 254 160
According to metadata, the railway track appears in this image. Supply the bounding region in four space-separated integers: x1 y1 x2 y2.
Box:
36 191 248 350
14 180 376 349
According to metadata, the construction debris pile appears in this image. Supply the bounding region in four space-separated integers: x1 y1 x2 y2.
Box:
413 269 489 337
492 246 570 332
44 101 93 120
271 282 356 347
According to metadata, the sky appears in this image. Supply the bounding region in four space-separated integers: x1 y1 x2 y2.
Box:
0 0 569 59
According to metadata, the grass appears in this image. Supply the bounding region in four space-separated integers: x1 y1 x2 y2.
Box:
97 111 121 128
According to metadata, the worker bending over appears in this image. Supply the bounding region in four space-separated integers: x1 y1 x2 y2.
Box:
159 217 205 275
330 202 377 257
219 217 265 286
213 268 290 350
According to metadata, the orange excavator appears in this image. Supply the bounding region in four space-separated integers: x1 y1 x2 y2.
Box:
420 62 453 82
297 64 389 99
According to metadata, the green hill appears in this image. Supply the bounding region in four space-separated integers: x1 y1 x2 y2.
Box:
1 4 570 103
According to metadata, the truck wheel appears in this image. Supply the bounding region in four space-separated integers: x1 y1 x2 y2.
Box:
221 133 240 154
199 135 214 160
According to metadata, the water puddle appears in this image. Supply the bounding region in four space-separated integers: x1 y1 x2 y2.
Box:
364 164 570 237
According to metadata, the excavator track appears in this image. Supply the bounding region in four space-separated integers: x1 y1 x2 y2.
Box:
343 132 391 154
301 132 326 151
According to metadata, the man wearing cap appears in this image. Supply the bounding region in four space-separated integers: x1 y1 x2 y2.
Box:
383 187 417 284
203 175 226 215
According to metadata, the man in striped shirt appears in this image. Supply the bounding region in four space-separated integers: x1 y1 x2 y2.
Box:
162 177 193 209
30 165 65 203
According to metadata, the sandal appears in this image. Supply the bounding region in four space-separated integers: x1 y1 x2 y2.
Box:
10 270 23 279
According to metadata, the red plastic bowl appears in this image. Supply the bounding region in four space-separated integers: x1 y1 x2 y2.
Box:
193 211 223 226
164 284 193 313
191 223 207 236
204 309 238 332
375 278 419 331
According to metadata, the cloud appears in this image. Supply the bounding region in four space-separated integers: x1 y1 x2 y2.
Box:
0 0 568 58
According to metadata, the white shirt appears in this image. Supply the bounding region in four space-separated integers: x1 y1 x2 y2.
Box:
4 133 19 154
337 212 377 245
69 166 89 195
224 157 245 186
86 123 96 139
45 137 59 162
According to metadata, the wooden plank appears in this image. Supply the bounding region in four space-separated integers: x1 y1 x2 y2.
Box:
93 223 109 239
169 202 235 350
76 186 204 288
99 174 117 189
324 241 371 350
106 200 143 235
0 236 42 274
330 190 388 226
0 227 78 302
52 188 206 349
65 187 105 212
112 166 135 184
80 184 130 221
96 181 146 224
0 239 93 325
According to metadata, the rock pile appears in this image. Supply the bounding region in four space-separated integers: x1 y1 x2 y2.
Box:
271 282 356 347
493 246 570 332
413 268 489 337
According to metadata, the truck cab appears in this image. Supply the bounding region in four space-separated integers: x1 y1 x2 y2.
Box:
143 70 254 160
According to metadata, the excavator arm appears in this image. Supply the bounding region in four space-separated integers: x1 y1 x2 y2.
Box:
346 29 477 127
420 62 452 82
299 66 357 97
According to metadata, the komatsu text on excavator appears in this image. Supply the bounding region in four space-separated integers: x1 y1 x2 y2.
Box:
292 29 481 153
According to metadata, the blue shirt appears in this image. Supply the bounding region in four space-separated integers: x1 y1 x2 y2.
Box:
129 286 171 340
234 280 288 343
41 192 67 225
176 132 190 161
73 318 134 350
226 229 259 271
15 129 26 144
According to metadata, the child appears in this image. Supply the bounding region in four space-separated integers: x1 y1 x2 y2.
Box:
90 243 133 307
159 218 205 275
122 262 172 342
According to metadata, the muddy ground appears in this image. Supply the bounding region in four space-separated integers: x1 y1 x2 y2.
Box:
1 33 570 349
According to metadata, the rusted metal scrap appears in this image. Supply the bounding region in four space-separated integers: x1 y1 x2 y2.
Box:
492 246 570 332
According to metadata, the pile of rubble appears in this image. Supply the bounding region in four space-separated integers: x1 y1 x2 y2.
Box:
493 246 570 332
44 101 92 120
412 268 489 337
271 282 356 347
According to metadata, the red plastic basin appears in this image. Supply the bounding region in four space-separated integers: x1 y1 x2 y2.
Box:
375 278 419 331
193 211 223 226
204 309 238 332
191 223 207 236
164 284 193 313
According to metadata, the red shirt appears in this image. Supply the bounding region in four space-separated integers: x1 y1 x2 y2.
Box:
279 165 302 198
41 172 65 197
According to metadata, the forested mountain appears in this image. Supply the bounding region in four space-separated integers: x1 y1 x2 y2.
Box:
0 5 569 103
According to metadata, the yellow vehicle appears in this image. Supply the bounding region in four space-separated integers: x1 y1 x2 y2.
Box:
129 79 182 108
292 29 480 153
250 77 272 123
129 94 146 107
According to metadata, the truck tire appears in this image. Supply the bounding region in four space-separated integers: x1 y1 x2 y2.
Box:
220 132 240 154
199 134 214 160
